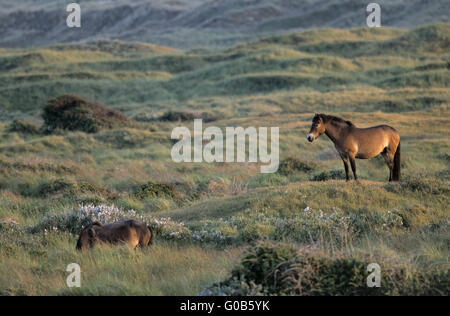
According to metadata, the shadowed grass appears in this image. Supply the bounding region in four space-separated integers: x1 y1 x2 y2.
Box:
0 231 242 296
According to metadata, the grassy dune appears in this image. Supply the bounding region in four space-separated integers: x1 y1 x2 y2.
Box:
0 24 448 295
0 24 448 118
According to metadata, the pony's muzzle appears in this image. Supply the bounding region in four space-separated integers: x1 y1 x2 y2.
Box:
307 133 315 142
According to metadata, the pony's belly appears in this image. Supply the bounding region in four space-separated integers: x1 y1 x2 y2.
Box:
357 147 385 159
356 152 375 159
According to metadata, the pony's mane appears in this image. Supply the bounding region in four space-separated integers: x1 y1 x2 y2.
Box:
315 114 355 127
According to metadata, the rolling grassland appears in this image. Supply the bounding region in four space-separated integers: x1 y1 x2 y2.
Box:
0 24 448 295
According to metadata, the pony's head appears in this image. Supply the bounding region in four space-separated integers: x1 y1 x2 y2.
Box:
307 114 326 142
76 222 102 250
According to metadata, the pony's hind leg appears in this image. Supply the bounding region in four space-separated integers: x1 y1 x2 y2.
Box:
381 148 394 182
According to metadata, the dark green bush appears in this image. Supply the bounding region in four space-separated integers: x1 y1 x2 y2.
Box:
202 242 296 295
439 153 450 162
311 169 346 181
231 242 296 292
7 119 40 135
19 179 115 199
37 179 77 197
203 242 449 296
159 111 195 122
278 157 318 175
282 254 372 296
385 173 449 195
199 279 264 296
159 111 218 123
134 182 177 200
280 250 449 296
42 95 129 133
78 181 118 200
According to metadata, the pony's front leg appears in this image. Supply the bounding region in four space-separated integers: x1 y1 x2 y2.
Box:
341 156 350 182
349 155 358 181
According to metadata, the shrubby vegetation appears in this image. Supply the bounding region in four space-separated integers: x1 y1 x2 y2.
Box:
188 206 405 244
134 182 177 200
311 169 347 181
159 111 218 123
31 204 190 240
7 120 40 135
385 172 450 195
203 242 449 296
42 95 130 133
200 243 450 296
278 157 318 175
30 204 240 243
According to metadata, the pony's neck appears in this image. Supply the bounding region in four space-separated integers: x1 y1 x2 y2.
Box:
324 121 344 144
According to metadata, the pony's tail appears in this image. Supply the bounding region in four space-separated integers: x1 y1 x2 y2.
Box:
393 141 401 181
148 226 154 245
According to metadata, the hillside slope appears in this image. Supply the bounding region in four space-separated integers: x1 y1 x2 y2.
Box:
0 0 449 49
0 24 448 121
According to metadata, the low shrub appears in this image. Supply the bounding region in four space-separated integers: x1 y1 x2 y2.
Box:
311 169 346 181
278 157 318 175
30 204 241 243
93 129 155 148
0 220 21 232
28 203 406 247
231 242 296 292
134 182 177 200
160 111 194 122
385 172 449 195
37 179 78 197
7 119 41 135
42 95 129 133
0 222 47 257
203 242 449 296
250 173 288 188
190 206 404 244
19 179 116 199
198 279 264 296
30 204 190 240
159 111 218 123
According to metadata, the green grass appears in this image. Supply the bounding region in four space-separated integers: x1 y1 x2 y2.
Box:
0 231 242 296
0 24 448 119
0 24 448 295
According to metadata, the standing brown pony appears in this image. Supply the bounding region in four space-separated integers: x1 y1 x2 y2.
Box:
307 114 401 182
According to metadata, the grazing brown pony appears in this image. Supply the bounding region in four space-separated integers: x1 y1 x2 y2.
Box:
307 114 401 182
76 220 153 250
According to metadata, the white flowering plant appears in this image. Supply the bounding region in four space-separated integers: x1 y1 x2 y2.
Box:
31 204 404 244
31 204 190 240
